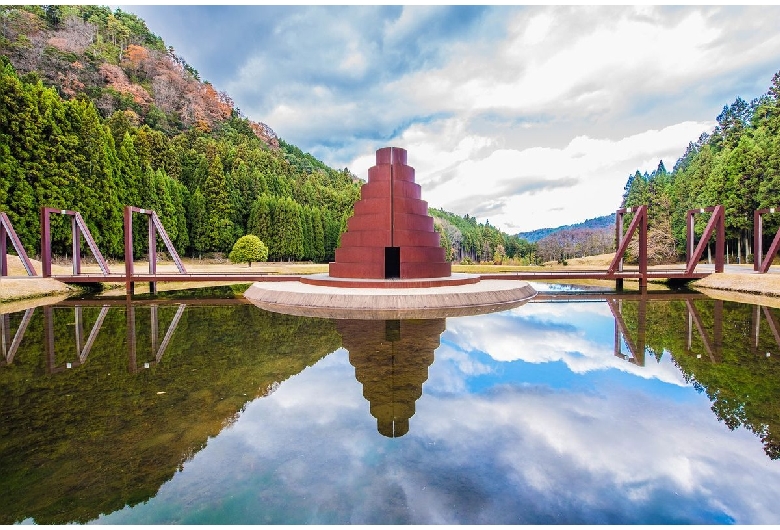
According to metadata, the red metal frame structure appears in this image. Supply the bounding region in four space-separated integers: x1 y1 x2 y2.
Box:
608 205 647 289
0 212 37 276
40 207 110 277
685 205 724 274
124 206 186 294
754 208 780 272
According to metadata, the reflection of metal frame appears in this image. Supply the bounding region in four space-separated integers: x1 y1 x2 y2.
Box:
685 299 723 362
44 305 110 373
608 297 646 366
686 206 725 274
127 303 186 372
40 207 110 277
1 212 37 276
752 305 780 356
39 303 185 374
1 308 34 366
753 208 780 272
74 306 110 364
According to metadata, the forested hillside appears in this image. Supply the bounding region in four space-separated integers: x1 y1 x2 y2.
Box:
622 70 780 264
0 5 359 262
0 5 540 265
430 208 538 265
517 214 616 264
517 213 615 243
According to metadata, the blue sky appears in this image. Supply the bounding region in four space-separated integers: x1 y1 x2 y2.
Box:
119 4 780 233
96 301 780 524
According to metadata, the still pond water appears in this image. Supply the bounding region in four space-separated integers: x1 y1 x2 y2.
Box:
2 283 780 524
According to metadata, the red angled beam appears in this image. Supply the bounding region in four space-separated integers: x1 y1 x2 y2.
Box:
39 207 110 277
124 206 187 295
0 212 37 276
74 213 110 274
608 206 647 286
685 205 724 274
754 208 780 273
151 212 186 273
124 206 186 275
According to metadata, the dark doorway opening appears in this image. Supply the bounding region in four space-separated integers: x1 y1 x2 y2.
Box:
385 247 400 278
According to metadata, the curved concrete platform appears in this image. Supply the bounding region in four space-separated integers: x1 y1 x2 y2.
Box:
244 278 537 320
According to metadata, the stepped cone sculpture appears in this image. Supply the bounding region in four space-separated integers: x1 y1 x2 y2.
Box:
329 147 451 279
243 146 537 319
337 319 444 437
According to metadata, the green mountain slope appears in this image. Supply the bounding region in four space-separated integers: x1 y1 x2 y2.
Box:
0 5 362 262
517 213 616 243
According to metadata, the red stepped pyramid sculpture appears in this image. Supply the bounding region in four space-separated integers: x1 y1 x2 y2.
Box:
329 147 451 279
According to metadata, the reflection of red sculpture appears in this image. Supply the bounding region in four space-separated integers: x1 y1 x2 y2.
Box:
337 319 444 438
329 147 451 279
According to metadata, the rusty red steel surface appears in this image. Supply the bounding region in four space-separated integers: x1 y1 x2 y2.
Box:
0 212 37 276
608 205 648 286
40 207 110 277
300 274 480 289
124 206 187 277
754 208 780 273
5 196 760 293
329 147 451 280
686 205 725 274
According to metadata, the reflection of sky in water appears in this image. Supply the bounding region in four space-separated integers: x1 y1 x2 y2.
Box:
97 302 780 524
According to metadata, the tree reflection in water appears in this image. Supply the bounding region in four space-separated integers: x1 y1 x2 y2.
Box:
3 289 780 524
611 296 780 459
0 297 341 524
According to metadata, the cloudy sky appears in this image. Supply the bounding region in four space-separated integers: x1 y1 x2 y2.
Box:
120 4 780 233
98 301 780 524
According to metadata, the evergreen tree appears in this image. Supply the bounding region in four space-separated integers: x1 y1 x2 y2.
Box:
201 154 234 252
248 195 275 256
169 179 189 252
188 187 208 257
301 206 314 261
311 207 326 262
322 210 340 262
274 197 304 261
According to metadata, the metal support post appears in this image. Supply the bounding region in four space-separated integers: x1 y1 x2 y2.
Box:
41 207 52 277
124 206 134 295
148 215 157 294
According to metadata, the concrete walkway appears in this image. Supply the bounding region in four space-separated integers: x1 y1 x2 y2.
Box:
244 278 537 319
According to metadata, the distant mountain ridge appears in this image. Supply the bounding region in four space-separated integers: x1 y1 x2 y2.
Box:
517 213 616 243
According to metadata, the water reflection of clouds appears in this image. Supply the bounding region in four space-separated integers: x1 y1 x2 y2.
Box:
443 303 688 386
415 383 780 524
100 346 780 524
